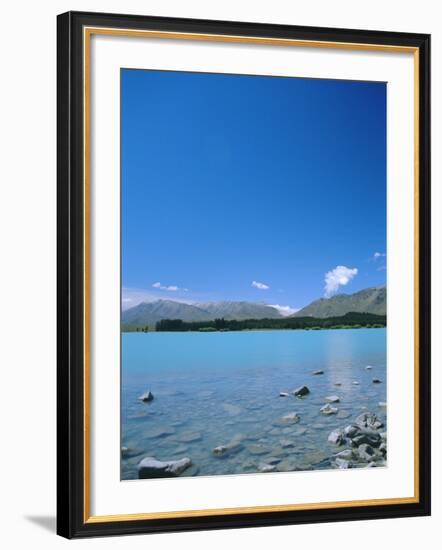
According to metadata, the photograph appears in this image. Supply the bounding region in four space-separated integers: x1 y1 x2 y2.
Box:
120 68 388 480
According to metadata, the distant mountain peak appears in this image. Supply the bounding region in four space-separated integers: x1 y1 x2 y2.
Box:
292 286 386 318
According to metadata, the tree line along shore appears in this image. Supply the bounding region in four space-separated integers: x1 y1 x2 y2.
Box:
122 311 386 333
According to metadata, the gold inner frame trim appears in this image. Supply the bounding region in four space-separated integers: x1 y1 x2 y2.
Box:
83 26 420 524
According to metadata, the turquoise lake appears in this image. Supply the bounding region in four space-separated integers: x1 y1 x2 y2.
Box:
121 328 387 479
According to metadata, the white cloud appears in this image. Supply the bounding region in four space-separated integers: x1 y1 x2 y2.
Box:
152 282 184 292
324 265 358 298
269 304 299 316
252 280 270 290
373 252 386 260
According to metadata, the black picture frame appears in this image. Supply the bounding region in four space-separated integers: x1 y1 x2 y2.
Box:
57 10 431 539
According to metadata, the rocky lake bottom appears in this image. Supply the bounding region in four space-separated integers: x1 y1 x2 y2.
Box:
121 329 387 480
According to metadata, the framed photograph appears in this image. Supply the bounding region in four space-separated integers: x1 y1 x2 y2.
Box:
57 11 431 538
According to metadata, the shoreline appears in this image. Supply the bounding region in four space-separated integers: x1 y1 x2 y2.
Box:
122 325 387 334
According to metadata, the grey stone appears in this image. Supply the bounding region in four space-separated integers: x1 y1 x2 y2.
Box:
325 395 340 403
138 391 154 402
372 378 382 384
335 458 352 469
358 443 376 461
335 449 354 460
320 404 338 415
328 428 344 445
279 392 290 397
344 424 360 438
258 463 277 473
292 385 310 397
355 412 384 431
138 456 192 478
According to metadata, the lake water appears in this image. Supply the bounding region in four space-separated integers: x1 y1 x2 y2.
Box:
121 328 387 479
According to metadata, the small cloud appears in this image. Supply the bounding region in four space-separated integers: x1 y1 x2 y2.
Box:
252 280 270 290
270 304 299 316
324 265 358 298
152 282 185 292
373 252 386 260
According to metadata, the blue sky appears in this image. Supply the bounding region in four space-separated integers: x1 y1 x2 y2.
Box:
121 69 386 313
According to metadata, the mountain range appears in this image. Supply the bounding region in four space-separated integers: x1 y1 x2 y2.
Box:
122 287 386 326
292 286 386 318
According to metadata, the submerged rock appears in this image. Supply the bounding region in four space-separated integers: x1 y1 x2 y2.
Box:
213 435 243 457
281 412 300 423
279 392 290 397
248 444 270 455
177 431 202 443
138 391 154 402
138 456 191 478
365 365 373 370
378 401 387 409
222 403 242 416
372 378 382 384
325 395 340 403
352 381 360 386
312 370 324 375
292 385 310 397
320 404 338 415
146 425 175 439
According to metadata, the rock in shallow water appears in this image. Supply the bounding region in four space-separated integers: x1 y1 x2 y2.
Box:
292 385 310 397
279 392 290 397
335 457 352 469
138 391 154 402
320 404 338 415
138 456 191 478
328 428 344 445
325 395 340 403
312 370 324 375
281 412 301 423
372 378 382 384
258 463 277 473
